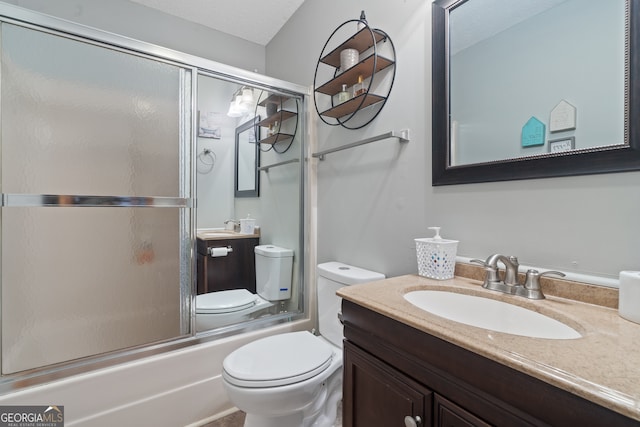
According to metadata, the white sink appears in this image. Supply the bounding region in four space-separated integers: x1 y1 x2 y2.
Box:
404 290 581 339
200 231 236 237
197 228 238 238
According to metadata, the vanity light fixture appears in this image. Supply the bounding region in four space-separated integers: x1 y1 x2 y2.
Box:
240 87 254 108
227 92 243 117
227 86 255 117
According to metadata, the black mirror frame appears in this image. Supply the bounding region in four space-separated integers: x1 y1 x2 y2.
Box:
432 0 640 186
234 116 260 197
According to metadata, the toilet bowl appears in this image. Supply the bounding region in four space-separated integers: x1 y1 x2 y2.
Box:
195 244 293 331
222 261 385 427
195 289 272 331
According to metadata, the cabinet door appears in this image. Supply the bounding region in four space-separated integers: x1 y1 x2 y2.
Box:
344 341 432 427
434 394 492 427
204 238 259 294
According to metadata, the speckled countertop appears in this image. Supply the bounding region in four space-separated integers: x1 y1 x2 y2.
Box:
337 274 640 422
196 229 260 241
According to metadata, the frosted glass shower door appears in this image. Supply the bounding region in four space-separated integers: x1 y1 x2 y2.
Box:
0 24 193 374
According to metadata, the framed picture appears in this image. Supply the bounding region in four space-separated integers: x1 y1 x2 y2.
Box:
198 111 222 139
548 137 575 153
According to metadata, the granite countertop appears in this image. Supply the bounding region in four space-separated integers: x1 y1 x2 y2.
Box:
337 274 640 422
196 228 260 241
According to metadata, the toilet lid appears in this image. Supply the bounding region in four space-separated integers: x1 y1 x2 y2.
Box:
223 331 334 388
196 289 256 314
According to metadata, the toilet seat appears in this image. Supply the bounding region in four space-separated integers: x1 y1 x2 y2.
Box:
223 331 334 388
196 289 257 314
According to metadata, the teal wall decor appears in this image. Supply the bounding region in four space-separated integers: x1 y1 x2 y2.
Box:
522 116 546 147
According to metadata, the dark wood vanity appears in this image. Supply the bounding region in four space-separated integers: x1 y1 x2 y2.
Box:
196 233 259 294
342 300 639 427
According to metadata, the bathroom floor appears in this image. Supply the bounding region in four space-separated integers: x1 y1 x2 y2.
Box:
204 403 343 427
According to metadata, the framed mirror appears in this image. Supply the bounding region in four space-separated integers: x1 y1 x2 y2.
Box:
432 0 640 185
235 116 260 197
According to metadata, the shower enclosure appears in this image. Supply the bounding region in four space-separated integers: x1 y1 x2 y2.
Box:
0 3 307 392
0 22 193 374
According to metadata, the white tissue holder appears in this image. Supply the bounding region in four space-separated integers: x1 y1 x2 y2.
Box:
240 217 256 234
415 227 458 280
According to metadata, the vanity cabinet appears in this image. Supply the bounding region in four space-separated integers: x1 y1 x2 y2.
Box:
342 300 639 427
196 236 259 295
344 341 432 426
433 395 491 427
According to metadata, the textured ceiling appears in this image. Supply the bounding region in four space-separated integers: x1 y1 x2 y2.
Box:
129 0 305 46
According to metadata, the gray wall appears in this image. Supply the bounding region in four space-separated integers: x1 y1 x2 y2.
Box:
267 0 640 281
2 0 265 73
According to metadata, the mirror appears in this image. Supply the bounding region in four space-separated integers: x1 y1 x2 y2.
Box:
235 117 260 197
432 0 640 185
196 73 303 333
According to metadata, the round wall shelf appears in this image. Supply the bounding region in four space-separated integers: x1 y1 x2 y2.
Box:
313 13 396 130
255 91 299 154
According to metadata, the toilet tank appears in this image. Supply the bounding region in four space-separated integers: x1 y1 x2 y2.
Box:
317 262 385 347
255 245 294 301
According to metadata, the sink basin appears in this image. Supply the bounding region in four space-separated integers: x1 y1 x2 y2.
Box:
200 231 236 236
197 228 238 238
404 290 581 339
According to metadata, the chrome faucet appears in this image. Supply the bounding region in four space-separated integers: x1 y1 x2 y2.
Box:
224 219 239 232
471 254 565 300
484 254 520 286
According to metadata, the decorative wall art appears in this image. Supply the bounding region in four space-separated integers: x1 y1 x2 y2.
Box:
521 116 546 147
549 100 577 133
549 136 575 153
198 111 223 139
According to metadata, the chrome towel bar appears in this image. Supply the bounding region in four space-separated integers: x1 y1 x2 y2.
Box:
311 129 410 160
259 158 300 172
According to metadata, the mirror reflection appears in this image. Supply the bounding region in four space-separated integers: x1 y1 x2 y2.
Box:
235 116 260 197
195 74 302 333
449 0 627 166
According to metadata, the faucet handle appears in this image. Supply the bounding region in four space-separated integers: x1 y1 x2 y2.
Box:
470 259 501 285
470 259 488 267
523 269 566 289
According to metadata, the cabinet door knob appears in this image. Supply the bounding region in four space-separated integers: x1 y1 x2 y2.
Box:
404 415 422 427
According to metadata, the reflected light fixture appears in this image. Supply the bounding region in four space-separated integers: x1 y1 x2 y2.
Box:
227 86 254 117
227 95 242 117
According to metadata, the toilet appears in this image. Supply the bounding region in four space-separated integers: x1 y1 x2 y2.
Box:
222 261 385 427
195 245 293 331
195 289 272 331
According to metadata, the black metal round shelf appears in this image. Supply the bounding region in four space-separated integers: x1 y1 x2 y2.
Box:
254 91 299 154
313 15 396 130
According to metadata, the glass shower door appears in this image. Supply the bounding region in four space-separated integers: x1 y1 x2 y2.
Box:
0 23 193 374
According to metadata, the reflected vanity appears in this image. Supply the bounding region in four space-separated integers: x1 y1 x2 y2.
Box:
432 0 640 185
196 230 260 295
